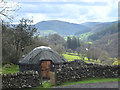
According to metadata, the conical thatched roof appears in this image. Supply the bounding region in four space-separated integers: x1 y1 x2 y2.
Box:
19 46 67 65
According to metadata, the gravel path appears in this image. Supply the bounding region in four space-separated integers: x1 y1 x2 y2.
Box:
53 81 119 88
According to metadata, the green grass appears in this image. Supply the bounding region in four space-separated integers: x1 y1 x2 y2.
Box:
57 77 119 87
2 64 19 74
87 42 93 44
78 32 93 40
29 77 119 89
62 53 81 61
62 53 101 64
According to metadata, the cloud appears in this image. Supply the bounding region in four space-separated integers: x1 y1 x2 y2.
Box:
12 0 118 24
10 0 119 3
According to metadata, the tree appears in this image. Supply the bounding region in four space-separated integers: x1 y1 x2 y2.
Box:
0 0 20 20
76 41 87 55
71 36 77 50
67 36 71 49
66 36 80 51
86 47 102 61
98 50 113 65
1 0 20 64
50 44 65 54
2 24 16 64
11 18 37 62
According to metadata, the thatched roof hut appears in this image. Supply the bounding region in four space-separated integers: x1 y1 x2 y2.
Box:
18 46 67 79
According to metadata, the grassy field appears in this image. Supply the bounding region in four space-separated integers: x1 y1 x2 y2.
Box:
62 52 101 64
63 52 118 65
62 53 81 62
2 64 19 74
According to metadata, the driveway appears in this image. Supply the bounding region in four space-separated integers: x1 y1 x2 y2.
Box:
53 81 119 88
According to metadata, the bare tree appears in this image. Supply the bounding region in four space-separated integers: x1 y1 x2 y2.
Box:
50 44 65 54
0 0 20 21
86 47 102 61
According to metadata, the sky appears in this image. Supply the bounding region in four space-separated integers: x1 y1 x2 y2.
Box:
6 0 119 24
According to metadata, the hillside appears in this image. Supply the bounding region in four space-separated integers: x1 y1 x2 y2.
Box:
74 21 117 35
90 21 117 33
94 33 118 57
89 23 118 41
81 22 101 28
88 22 119 58
35 20 90 35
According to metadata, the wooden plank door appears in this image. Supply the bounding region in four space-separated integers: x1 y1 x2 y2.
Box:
41 61 51 79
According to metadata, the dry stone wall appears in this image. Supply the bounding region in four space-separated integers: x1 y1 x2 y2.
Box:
2 71 41 89
55 60 119 85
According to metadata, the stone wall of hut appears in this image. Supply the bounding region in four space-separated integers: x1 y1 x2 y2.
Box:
55 60 119 85
2 71 41 89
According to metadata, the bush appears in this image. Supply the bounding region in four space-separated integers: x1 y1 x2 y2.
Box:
67 49 73 53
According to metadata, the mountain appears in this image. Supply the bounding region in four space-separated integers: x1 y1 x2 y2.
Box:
81 22 101 28
90 21 117 33
88 22 119 58
35 20 90 35
89 22 118 41
75 21 117 35
93 33 118 57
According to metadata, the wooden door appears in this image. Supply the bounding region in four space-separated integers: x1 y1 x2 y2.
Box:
41 61 51 79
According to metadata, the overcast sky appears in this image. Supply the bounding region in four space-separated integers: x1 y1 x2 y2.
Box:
10 0 119 24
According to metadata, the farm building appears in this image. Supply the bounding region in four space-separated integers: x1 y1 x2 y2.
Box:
18 46 67 79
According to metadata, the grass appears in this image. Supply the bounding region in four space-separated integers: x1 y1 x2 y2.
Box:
2 64 19 74
112 60 120 65
78 32 93 40
62 52 101 64
62 53 81 61
29 77 119 89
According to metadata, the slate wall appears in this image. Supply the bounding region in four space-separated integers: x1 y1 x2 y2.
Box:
2 71 41 89
55 60 119 85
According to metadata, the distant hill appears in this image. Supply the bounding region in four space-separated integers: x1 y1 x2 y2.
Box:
35 20 90 35
81 22 101 28
89 22 118 41
74 21 117 35
88 22 118 58
94 33 118 57
90 21 117 33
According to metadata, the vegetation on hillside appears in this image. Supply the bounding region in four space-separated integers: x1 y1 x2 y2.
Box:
35 20 90 35
89 23 118 41
64 32 93 41
2 18 119 66
62 53 101 64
